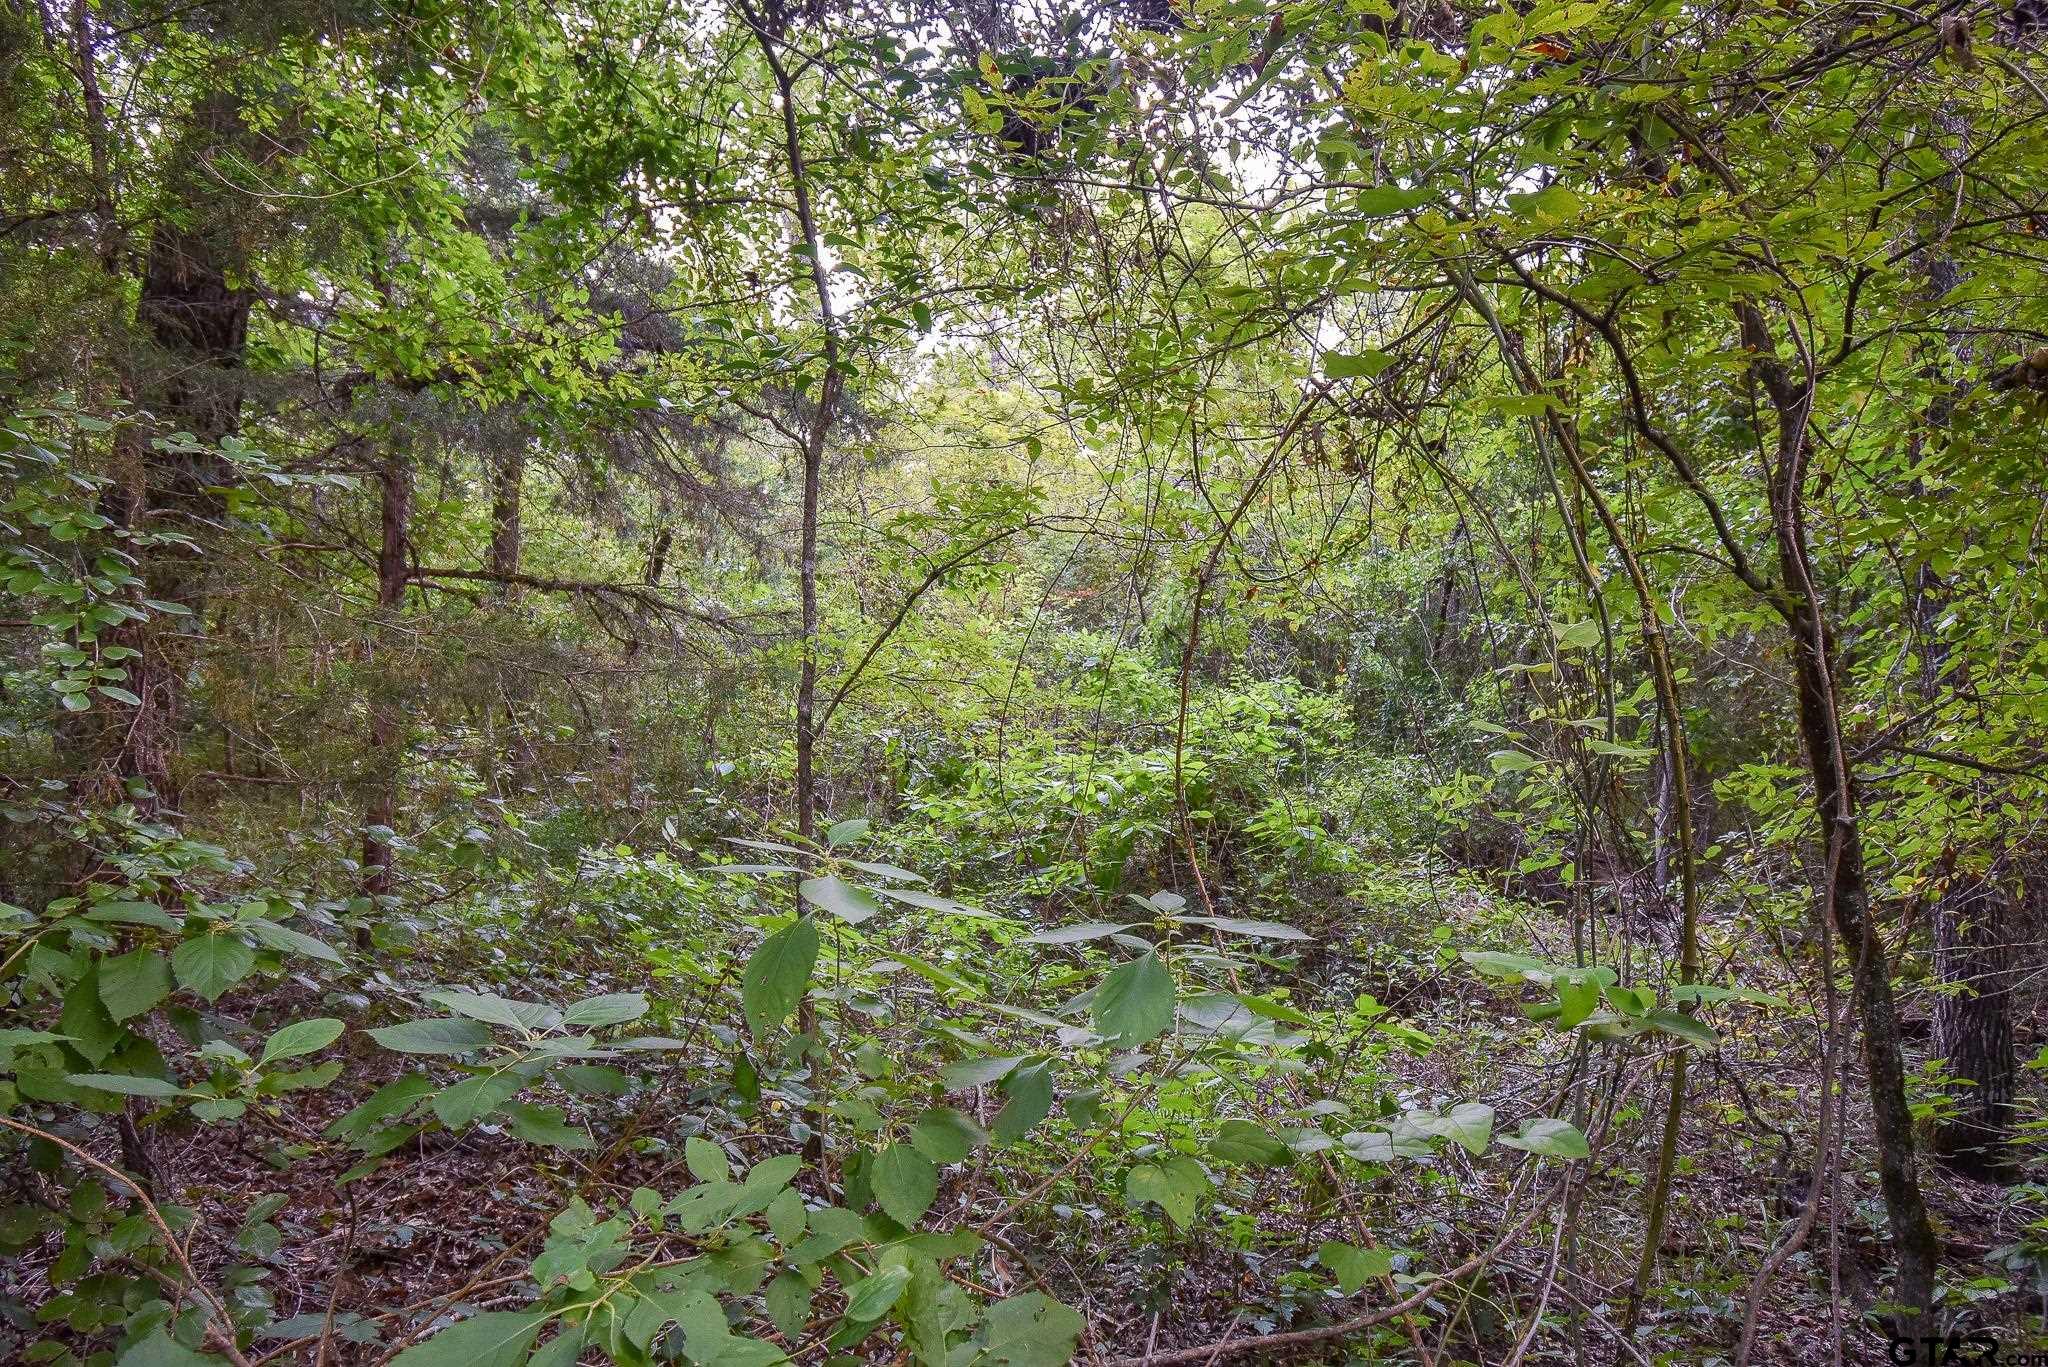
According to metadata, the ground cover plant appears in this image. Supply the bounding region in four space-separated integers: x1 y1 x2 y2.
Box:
5 0 2048 1362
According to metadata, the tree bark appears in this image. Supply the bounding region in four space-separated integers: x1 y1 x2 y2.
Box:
91 91 253 814
358 454 411 943
1740 304 1940 1326
1932 874 2017 1182
489 445 524 599
743 0 842 1171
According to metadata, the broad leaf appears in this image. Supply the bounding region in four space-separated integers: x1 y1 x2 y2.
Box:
260 1017 344 1066
562 992 648 1027
872 1143 938 1226
503 1103 592 1150
1645 1007 1720 1049
844 1264 912 1321
426 990 558 1032
242 919 346 966
1124 1157 1209 1229
742 918 819 1038
367 1017 493 1055
876 887 1003 919
1208 1118 1291 1167
1023 921 1131 945
172 934 256 1003
824 817 870 847
99 948 171 1022
1090 951 1175 1047
940 1054 1027 1091
1172 915 1312 942
970 1294 1084 1367
431 1071 524 1128
798 876 883 924
67 1073 184 1098
1498 1117 1591 1159
388 1310 551 1367
686 1136 730 1183
911 1106 986 1163
1319 1240 1394 1294
992 1062 1054 1145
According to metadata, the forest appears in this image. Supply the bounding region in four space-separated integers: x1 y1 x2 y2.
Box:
3 0 2047 1362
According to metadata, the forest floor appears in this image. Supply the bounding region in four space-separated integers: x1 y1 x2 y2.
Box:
9 897 2047 1365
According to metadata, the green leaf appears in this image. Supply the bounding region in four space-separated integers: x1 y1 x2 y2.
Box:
1497 1117 1591 1159
431 1071 524 1128
872 1143 938 1226
1022 921 1132 944
562 992 648 1027
503 1103 592 1150
1603 984 1653 1017
1488 748 1544 774
387 1310 551 1367
788 1206 865 1264
844 1264 912 1321
840 858 923 883
743 1152 803 1194
723 837 807 855
1405 1101 1495 1154
425 990 557 1031
969 1293 1084 1367
1172 915 1312 942
324 1074 435 1139
1553 971 1600 1030
115 1330 224 1365
765 1188 808 1244
1510 183 1583 226
367 1017 493 1055
911 1107 986 1163
797 876 882 924
1554 619 1604 650
1323 349 1395 379
172 933 255 1002
61 965 122 1064
940 1054 1027 1091
742 918 819 1037
764 1271 811 1342
1090 951 1175 1047
99 948 171 1022
1669 983 1789 1009
686 1136 731 1183
1462 950 1549 980
1231 993 1314 1026
876 887 1003 919
524 1332 586 1367
260 1017 344 1066
1124 1157 1209 1230
241 919 346 966
1208 1118 1291 1167
1319 1240 1394 1294
67 1072 184 1098
85 901 180 931
824 817 870 847
992 1062 1054 1145
1645 1007 1720 1049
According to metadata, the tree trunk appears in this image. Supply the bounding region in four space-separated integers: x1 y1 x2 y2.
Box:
92 92 252 814
1742 303 1940 1326
358 454 410 944
489 445 524 598
1779 606 1938 1322
746 2 841 1171
1932 874 2017 1182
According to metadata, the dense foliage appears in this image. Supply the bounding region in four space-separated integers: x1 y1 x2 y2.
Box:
4 0 2048 1362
